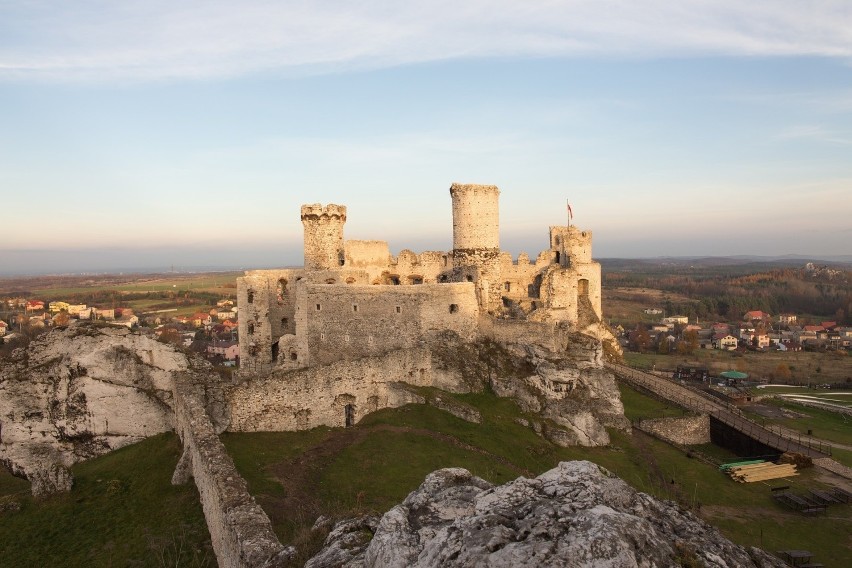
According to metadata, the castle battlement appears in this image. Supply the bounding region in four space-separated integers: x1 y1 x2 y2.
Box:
300 203 347 220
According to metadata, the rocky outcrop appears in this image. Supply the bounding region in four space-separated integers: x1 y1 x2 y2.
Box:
484 336 629 447
0 323 208 495
309 461 786 568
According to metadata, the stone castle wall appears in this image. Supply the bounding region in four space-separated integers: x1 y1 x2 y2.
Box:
227 347 448 431
637 415 711 446
173 378 288 567
300 282 478 366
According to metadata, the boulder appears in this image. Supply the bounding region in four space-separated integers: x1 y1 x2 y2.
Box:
309 461 786 568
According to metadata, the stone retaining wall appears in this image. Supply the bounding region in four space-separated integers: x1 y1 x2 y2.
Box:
637 415 710 446
173 377 289 568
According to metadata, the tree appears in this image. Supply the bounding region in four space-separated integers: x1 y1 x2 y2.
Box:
775 364 792 381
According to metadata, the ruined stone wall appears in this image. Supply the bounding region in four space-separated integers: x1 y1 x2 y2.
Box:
538 262 602 324
173 378 288 568
550 226 593 266
344 240 392 282
227 347 440 431
238 269 301 371
301 204 346 270
301 282 478 366
637 415 711 446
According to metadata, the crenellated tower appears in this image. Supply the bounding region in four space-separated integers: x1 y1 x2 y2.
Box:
449 183 502 311
301 204 347 270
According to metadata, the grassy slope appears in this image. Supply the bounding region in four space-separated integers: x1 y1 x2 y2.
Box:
0 433 213 568
223 385 851 566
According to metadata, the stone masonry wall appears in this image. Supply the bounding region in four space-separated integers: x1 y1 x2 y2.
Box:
227 347 447 431
173 377 289 568
301 282 478 366
638 415 711 446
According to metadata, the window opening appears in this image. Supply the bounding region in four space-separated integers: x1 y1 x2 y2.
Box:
449 304 459 313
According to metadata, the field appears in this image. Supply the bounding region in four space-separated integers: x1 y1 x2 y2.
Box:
625 349 852 384
602 286 694 325
0 272 242 321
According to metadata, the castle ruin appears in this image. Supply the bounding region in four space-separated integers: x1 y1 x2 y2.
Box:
237 183 603 372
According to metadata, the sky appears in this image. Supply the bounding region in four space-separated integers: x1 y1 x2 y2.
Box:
1 1 851 275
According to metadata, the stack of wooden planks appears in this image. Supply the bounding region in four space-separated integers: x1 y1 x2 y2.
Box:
727 462 798 483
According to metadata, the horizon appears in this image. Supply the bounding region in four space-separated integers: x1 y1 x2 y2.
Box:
1 2 851 275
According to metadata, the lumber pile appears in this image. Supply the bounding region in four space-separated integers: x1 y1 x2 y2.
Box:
727 462 798 483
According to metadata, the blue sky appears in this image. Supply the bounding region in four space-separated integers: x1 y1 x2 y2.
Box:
1 1 851 274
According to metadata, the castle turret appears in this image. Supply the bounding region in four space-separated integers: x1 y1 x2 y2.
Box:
450 183 500 251
550 226 593 267
301 204 346 270
449 183 502 311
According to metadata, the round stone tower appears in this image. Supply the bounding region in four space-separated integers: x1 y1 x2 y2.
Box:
449 183 500 251
301 204 347 270
449 183 502 311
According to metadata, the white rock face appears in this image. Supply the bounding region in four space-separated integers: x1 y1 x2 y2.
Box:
309 461 787 568
0 323 197 494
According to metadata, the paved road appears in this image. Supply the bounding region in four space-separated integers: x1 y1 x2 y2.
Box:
606 362 832 459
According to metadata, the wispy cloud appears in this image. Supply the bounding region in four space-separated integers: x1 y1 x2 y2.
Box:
2 1 851 82
777 124 852 145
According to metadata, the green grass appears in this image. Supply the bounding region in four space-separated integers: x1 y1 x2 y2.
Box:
617 382 691 422
757 399 852 448
0 433 213 567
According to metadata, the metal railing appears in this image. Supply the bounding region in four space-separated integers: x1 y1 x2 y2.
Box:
606 362 832 457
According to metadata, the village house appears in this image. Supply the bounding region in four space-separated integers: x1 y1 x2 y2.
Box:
744 310 770 321
643 308 662 315
49 301 70 313
207 340 240 361
713 333 738 350
0 320 7 336
96 308 115 320
216 299 234 308
216 310 235 321
662 315 689 325
191 313 213 327
111 314 139 329
25 300 45 312
67 304 88 316
778 313 797 324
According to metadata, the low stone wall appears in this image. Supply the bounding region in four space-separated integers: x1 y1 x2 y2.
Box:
637 415 710 446
173 377 289 568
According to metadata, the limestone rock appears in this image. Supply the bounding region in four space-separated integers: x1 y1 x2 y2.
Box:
309 461 787 568
29 463 74 497
0 323 210 495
